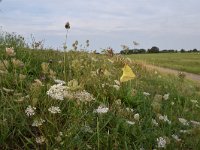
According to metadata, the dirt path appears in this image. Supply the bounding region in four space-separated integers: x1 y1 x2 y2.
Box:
142 63 200 83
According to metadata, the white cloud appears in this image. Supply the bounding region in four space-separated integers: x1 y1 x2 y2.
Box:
0 0 200 50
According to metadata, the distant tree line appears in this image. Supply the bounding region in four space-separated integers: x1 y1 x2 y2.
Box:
120 46 200 54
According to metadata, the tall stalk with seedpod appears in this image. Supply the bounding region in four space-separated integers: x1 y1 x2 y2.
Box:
64 22 70 81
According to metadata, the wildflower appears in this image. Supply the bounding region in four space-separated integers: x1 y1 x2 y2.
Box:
6 47 16 56
47 83 67 100
25 105 36 117
134 113 140 121
94 105 109 114
65 22 70 29
48 106 61 114
171 102 175 105
126 107 134 112
190 120 200 127
157 137 167 148
171 134 181 142
35 136 46 144
112 85 120 90
126 120 135 125
178 118 189 126
158 114 171 124
32 118 45 127
114 99 122 106
114 80 120 86
163 93 169 100
180 130 192 134
152 119 159 126
54 79 66 84
120 64 136 82
143 92 150 96
74 90 95 103
11 58 24 68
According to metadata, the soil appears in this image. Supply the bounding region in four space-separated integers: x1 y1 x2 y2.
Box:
143 64 200 83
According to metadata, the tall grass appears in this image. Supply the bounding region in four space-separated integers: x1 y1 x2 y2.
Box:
0 32 200 149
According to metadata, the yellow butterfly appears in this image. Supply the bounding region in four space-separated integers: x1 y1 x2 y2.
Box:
120 64 136 82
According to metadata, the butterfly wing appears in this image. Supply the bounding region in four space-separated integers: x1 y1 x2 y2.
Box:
120 64 136 82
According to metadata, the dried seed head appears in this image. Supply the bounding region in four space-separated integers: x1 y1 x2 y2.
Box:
65 22 70 29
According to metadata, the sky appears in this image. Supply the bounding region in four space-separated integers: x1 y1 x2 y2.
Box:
0 0 200 52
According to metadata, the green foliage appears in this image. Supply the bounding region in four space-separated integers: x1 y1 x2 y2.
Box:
0 32 200 149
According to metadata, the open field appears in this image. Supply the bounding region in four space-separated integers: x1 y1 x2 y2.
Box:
1 33 200 149
128 53 200 74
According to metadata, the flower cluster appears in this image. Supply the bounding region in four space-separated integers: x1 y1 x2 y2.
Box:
47 83 67 100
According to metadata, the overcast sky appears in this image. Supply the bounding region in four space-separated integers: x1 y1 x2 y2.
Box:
0 0 200 51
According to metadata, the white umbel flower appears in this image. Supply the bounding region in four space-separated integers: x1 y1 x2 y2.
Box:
178 118 189 126
35 136 46 144
171 134 181 142
152 119 159 126
74 90 95 103
157 137 167 148
163 93 169 100
54 79 66 84
94 105 109 114
134 113 140 121
126 120 135 125
143 92 150 96
32 118 45 127
25 105 36 117
47 84 67 100
48 106 61 114
158 114 171 124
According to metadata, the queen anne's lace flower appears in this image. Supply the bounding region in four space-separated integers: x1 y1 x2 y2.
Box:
158 114 171 124
54 79 66 84
25 105 36 117
143 92 150 96
178 118 189 126
126 120 135 125
35 136 46 144
157 137 167 148
171 134 181 142
163 93 169 100
94 105 109 114
74 90 95 103
32 118 45 127
47 84 67 100
48 106 61 114
152 119 159 126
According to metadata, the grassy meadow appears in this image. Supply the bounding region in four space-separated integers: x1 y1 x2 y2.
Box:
1 32 200 149
128 53 200 74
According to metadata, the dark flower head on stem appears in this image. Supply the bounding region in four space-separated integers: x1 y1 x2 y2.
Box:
65 22 70 29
